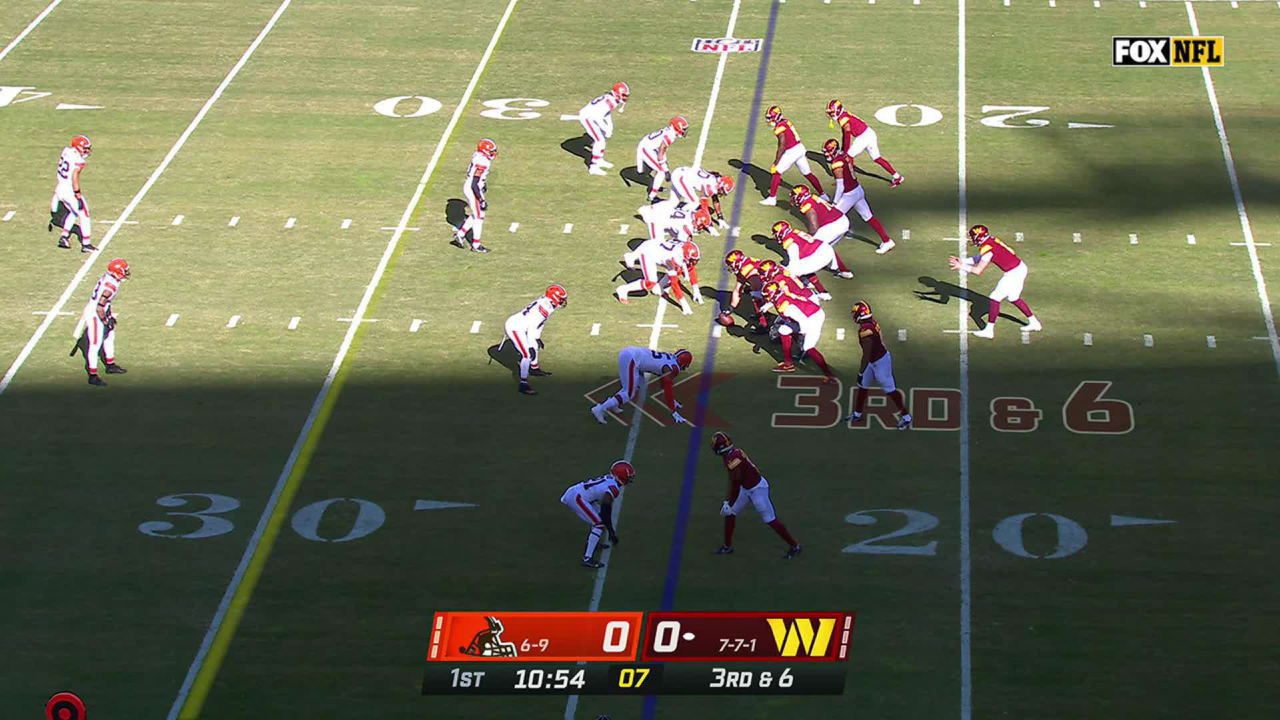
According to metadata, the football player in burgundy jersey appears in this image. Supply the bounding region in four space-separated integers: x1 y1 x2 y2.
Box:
711 432 801 559
826 99 903 188
949 225 1042 338
723 250 769 331
843 301 912 429
822 139 895 254
759 105 825 205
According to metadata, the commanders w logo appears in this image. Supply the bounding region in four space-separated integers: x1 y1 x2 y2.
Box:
766 618 836 657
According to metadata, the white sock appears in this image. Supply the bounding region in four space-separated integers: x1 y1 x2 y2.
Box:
584 526 604 558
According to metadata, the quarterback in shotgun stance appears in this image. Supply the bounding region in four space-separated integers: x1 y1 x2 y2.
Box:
453 138 497 253
949 224 1042 339
580 82 629 175
498 284 568 395
561 460 636 569
710 432 801 560
826 99 903 188
589 346 693 425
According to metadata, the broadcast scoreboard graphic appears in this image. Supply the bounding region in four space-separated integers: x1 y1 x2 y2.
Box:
423 611 856 695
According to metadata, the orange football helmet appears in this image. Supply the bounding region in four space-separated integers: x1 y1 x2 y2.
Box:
611 460 636 485
545 284 568 307
682 241 701 266
70 135 92 157
969 224 990 245
691 207 712 232
612 81 630 103
715 174 735 195
671 116 689 137
822 138 840 161
771 220 792 242
107 258 130 281
674 348 694 371
851 301 873 323
477 138 498 159
764 105 782 123
825 99 843 119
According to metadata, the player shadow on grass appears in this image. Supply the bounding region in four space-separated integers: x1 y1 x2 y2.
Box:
748 233 786 261
560 134 592 168
486 341 522 380
444 198 467 231
728 159 780 199
618 165 651 191
914 276 1025 330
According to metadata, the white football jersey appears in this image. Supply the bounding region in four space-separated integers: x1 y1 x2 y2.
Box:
466 151 491 186
510 296 557 334
671 167 718 198
81 272 119 322
639 125 678 155
56 146 87 194
579 93 619 122
571 474 624 505
619 346 683 377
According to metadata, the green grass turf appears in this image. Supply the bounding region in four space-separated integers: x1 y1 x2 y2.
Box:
1 1 1278 718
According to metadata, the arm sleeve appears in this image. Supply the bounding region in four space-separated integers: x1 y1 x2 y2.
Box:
661 374 677 412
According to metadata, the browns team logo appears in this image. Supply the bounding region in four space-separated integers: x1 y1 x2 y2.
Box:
690 37 762 53
459 616 519 658
1112 36 1224 67
766 617 836 658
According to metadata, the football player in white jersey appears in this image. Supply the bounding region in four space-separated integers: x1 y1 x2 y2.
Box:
453 139 497 253
667 166 733 231
560 460 636 568
498 284 567 395
624 202 710 275
579 82 628 175
617 238 706 315
50 135 96 252
589 346 693 425
635 116 688 202
71 258 130 385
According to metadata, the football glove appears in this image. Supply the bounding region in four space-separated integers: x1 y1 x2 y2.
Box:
716 218 729 230
103 314 116 331
719 501 733 517
671 411 688 425
692 287 704 305
536 338 545 349
479 197 487 212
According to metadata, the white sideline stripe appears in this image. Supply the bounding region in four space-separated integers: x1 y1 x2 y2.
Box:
1129 233 1138 245
1144 333 1154 347
836 327 845 341
509 222 519 232
1206 334 1216 348
381 226 419 231
1072 232 1081 243
563 223 573 234
284 217 296 229
164 2 519 718
470 320 482 334
341 218 351 229
566 2 740 717
1014 231 1024 242
288 316 300 330
2 210 15 222
410 319 422 333
1187 1 1280 379
898 328 907 342
956 3 973 720
0 0 63 64
229 216 240 227
1084 332 1093 346
166 313 180 327
590 323 600 336
1 0 294 399
618 223 629 234
1187 234 1196 245
227 315 241 329
172 214 184 226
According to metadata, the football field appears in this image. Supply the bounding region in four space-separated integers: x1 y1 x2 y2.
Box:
2 1 1278 719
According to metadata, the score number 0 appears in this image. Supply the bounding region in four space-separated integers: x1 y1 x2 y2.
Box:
602 619 684 653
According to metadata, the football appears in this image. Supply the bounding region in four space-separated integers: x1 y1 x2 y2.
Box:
715 311 736 327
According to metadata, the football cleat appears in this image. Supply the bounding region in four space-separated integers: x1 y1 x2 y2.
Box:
897 413 913 430
588 165 608 176
890 175 905 189
87 374 106 386
764 105 782 123
876 239 897 255
1024 317 1043 332
716 174 735 195
671 115 689 137
713 545 735 555
610 460 636 485
518 382 537 395
710 431 733 455
674 348 693 371
70 134 92 157
477 138 498 159
581 558 605 569
612 81 630 104
816 292 833 301
471 243 491 253
57 237 71 249
758 195 777 206
107 258 131 281
545 283 568 307
789 184 811 206
825 99 843 119
834 270 854 279
104 363 127 374
80 243 98 253
784 544 803 560
771 362 796 373
973 325 995 339
968 224 990 245
822 138 841 161
851 301 873 323
529 368 552 377
590 405 608 424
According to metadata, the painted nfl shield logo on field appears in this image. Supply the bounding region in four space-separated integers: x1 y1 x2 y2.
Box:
691 37 762 53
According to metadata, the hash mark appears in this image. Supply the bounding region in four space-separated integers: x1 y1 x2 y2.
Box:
1072 232 1081 243
172 214 184 226
1206 335 1216 349
288 316 300 330
1021 330 1030 345
227 315 241 329
1129 233 1138 245
1143 334 1153 348
1083 333 1093 346
590 323 601 336
1187 234 1196 245
285 217 296 229
712 324 722 338
563 223 573 234
470 320 482 334
1 210 14 222
509 222 519 232
898 328 907 342
1014 231 1024 242
836 328 845 341
229 216 240 227
618 224 629 235
410 319 422 333
902 228 910 241
166 313 180 327
341 218 351 229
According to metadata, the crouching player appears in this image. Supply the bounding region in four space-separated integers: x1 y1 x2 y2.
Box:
710 432 801 559
561 460 636 568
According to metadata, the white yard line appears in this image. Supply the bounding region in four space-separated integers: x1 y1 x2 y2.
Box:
0 0 296 397
956 3 973 720
564 3 741 718
1186 1 1280 378
164 2 522 718
0 0 63 64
